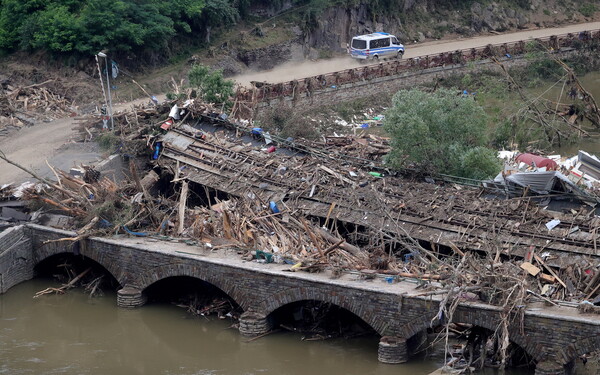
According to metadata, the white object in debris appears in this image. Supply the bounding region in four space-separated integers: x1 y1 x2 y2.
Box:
264 132 273 145
13 181 41 198
169 104 180 120
545 219 561 230
498 150 517 159
334 118 349 127
349 171 358 177
131 192 143 204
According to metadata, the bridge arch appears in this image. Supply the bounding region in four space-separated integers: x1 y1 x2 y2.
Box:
398 309 534 362
134 264 245 310
33 246 123 287
564 335 600 366
253 287 390 336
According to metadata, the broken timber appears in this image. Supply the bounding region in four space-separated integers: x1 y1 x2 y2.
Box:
158 126 600 260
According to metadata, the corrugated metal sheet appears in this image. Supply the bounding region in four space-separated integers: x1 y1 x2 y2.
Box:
161 132 193 151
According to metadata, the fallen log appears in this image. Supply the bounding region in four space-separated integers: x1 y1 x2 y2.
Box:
316 227 364 259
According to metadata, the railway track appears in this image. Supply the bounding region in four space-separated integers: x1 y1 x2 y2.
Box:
160 125 600 261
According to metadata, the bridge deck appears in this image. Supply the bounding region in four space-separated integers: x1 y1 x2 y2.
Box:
114 233 597 326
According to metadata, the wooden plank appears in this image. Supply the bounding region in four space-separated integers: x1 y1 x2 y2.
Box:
177 181 189 235
520 261 541 276
539 273 556 283
534 254 567 289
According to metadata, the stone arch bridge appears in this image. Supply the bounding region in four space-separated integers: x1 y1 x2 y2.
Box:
1 224 599 375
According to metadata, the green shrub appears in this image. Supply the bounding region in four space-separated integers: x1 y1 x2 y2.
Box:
384 88 499 179
97 132 120 152
579 3 597 17
188 64 234 107
459 147 502 180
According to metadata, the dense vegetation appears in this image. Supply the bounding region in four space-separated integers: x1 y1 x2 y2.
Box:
0 0 542 58
0 0 243 56
187 64 234 105
384 88 501 180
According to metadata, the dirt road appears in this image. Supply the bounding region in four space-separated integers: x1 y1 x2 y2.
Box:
0 94 170 185
0 117 102 185
1 21 599 185
232 21 600 86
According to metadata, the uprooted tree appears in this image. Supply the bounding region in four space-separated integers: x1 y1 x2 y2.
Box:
383 88 501 179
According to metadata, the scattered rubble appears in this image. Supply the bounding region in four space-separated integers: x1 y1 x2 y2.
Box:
1 94 599 371
0 77 79 137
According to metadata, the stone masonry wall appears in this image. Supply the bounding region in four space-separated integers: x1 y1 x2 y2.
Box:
2 224 599 372
256 50 579 117
0 225 33 293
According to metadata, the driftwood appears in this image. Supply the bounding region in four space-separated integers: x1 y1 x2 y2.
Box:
316 227 364 259
34 267 92 298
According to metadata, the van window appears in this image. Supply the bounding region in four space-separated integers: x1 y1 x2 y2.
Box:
392 37 399 45
371 37 390 49
352 39 367 49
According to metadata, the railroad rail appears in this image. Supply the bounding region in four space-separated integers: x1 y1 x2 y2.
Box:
160 124 600 261
233 29 600 116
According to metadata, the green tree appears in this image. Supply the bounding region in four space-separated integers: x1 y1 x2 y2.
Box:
188 64 234 106
383 88 501 179
0 0 206 54
31 5 80 52
198 0 239 43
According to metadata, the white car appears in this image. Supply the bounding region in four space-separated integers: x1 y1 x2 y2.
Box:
348 32 405 60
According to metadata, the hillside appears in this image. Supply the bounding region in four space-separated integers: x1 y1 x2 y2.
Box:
1 0 600 105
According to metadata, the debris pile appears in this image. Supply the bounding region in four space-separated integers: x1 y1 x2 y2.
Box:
2 95 599 371
0 78 76 135
176 296 241 321
488 150 600 202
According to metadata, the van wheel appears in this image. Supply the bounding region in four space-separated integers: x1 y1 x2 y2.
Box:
397 51 404 59
373 55 379 61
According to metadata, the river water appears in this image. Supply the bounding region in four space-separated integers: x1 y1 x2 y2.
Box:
0 278 541 375
1 279 444 375
537 71 600 156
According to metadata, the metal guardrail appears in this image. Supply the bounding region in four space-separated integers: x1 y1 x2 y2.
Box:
233 29 600 114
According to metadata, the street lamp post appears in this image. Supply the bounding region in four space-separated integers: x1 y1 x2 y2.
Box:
97 52 114 131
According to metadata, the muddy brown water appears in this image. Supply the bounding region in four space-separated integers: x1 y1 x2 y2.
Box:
542 71 600 157
0 279 543 375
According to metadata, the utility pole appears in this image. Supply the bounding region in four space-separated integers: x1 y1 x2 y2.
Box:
97 52 114 131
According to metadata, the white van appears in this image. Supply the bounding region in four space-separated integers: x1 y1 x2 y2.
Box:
348 32 405 60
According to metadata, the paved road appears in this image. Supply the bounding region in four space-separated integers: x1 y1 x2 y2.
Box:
232 21 600 86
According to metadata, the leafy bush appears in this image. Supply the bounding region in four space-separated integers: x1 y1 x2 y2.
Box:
459 147 502 180
579 3 597 17
188 64 234 106
384 88 500 179
97 132 120 152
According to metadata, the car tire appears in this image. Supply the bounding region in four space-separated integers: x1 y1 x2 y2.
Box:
373 55 379 61
397 51 404 59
